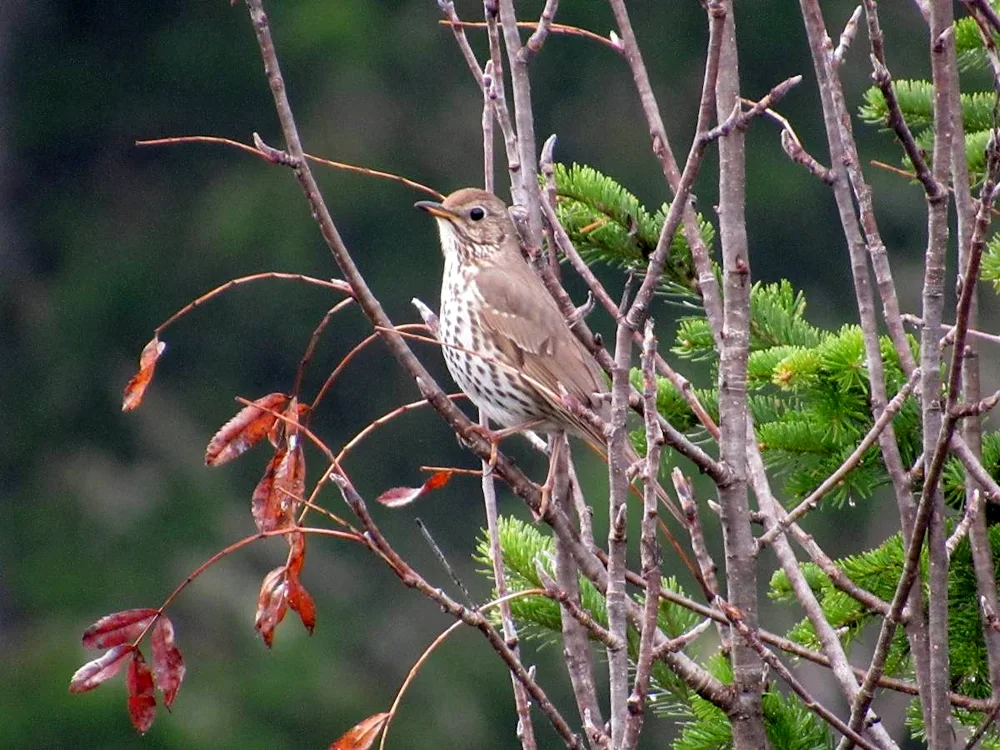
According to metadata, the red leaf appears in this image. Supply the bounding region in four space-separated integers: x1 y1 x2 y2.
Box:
287 531 306 577
328 713 390 750
126 650 157 734
254 566 288 648
376 471 454 508
205 393 289 466
251 442 306 533
82 608 158 649
150 617 186 709
281 533 315 634
423 470 452 491
122 336 166 412
251 450 290 533
277 442 306 517
287 576 316 635
69 644 133 693
266 399 309 448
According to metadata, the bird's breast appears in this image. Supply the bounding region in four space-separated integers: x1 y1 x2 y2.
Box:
438 268 548 428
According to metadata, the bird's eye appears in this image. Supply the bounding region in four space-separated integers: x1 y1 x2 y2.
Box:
469 206 486 221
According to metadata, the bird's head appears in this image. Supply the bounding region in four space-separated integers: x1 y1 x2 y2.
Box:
416 188 517 263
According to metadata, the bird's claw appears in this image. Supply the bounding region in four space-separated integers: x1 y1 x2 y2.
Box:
533 482 551 522
463 423 501 475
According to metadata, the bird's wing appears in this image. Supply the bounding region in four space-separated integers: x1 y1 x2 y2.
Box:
473 265 606 411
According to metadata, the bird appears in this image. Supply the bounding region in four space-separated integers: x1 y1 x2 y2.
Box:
415 188 610 453
415 188 683 525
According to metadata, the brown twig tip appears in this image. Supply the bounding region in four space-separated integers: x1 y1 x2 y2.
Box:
833 5 864 66
411 298 440 335
252 132 295 166
540 133 558 166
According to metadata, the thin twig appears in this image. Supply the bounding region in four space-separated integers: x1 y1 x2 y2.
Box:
440 19 622 54
537 564 622 651
546 522 608 749
967 0 1000 36
330 472 583 748
521 0 559 61
946 490 982 558
754 105 836 184
498 0 544 246
862 0 939 196
798 1 932 741
477 45 536 749
960 696 1000 750
748 444 898 750
605 300 633 747
481 406 538 750
436 0 520 171
415 518 474 607
378 589 546 750
136 135 443 197
719 600 881 750
609 0 728 349
293 298 355 402
153 272 351 335
621 320 664 750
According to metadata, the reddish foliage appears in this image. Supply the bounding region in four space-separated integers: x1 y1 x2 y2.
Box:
82 608 158 649
254 566 289 648
254 534 316 644
251 439 306 533
328 713 390 750
286 535 315 634
150 617 186 708
267 400 310 448
126 650 157 734
423 470 452 491
69 644 133 694
376 470 454 508
277 442 307 516
251 449 291 533
122 336 166 411
205 392 289 466
287 576 317 635
289 531 306 568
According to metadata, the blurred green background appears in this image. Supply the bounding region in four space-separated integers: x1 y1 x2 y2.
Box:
2 1 979 748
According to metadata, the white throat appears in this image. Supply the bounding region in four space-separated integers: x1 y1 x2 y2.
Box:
435 220 462 262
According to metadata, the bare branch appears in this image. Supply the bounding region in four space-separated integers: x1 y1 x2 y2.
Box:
621 321 664 750
720 600 882 750
547 526 608 749
481 408 537 750
605 308 633 746
498 0 543 246
329 472 582 748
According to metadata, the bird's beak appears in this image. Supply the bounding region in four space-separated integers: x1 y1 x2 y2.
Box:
414 200 458 221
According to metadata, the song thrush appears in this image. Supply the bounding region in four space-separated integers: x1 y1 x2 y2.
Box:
415 188 611 462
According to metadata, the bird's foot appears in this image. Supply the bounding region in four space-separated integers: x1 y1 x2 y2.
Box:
533 433 566 523
462 420 545 477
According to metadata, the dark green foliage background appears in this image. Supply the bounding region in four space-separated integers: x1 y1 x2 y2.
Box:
0 1 979 747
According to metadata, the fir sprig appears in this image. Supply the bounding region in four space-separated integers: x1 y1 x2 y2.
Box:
550 163 711 294
859 79 999 182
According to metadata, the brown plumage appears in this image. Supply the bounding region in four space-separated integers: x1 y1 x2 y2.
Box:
416 188 609 450
417 189 686 526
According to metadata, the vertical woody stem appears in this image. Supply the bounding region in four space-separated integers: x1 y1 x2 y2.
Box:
714 4 767 747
